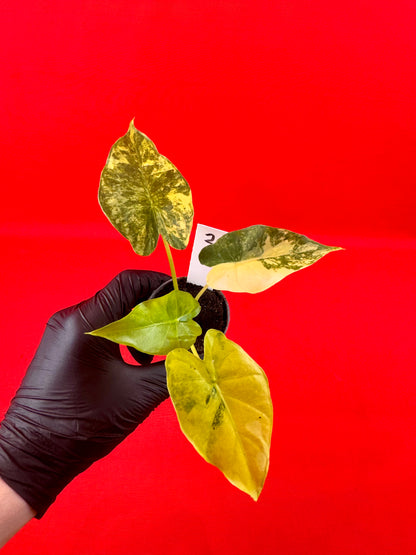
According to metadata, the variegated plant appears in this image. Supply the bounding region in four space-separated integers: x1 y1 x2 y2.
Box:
90 121 342 500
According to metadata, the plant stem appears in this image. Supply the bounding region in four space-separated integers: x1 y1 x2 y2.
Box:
195 284 209 302
162 236 178 291
190 345 200 359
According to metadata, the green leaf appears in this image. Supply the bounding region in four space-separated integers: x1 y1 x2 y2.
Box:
99 120 193 256
199 224 342 293
88 290 202 355
166 330 273 501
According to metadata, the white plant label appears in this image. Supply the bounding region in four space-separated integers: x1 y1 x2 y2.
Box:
187 223 227 286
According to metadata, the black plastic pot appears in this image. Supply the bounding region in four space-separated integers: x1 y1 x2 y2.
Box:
150 277 230 356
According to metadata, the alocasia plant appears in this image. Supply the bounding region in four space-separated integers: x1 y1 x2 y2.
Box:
90 120 342 500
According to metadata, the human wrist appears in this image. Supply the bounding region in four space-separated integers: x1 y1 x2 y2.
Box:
0 476 36 548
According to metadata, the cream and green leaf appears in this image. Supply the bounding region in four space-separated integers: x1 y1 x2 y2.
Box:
166 330 273 501
199 225 342 293
99 120 193 256
88 290 201 355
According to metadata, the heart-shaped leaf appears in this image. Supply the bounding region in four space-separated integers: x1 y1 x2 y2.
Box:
166 330 273 500
99 121 193 256
199 224 342 293
88 290 202 355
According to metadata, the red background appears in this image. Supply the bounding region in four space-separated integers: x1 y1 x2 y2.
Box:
1 1 415 553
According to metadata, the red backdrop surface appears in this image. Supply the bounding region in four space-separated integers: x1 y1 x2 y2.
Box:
0 1 415 554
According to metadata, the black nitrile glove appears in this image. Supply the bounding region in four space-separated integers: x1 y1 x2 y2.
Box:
0 269 170 518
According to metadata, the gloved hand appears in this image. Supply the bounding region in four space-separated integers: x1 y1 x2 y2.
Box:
0 269 170 518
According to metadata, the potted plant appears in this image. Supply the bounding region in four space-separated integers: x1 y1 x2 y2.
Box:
89 121 342 501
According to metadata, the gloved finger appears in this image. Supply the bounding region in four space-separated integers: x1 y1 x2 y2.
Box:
122 361 170 430
74 269 170 332
127 346 154 365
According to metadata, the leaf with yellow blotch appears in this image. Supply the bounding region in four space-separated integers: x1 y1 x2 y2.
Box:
99 121 193 256
166 329 273 501
199 225 342 293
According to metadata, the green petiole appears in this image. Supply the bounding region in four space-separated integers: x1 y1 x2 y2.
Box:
162 236 178 291
195 284 209 302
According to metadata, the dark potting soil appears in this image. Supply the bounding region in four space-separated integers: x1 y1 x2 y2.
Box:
152 277 229 356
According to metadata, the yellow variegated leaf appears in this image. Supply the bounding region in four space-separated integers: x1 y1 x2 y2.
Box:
199 225 342 293
99 121 193 255
166 330 273 500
